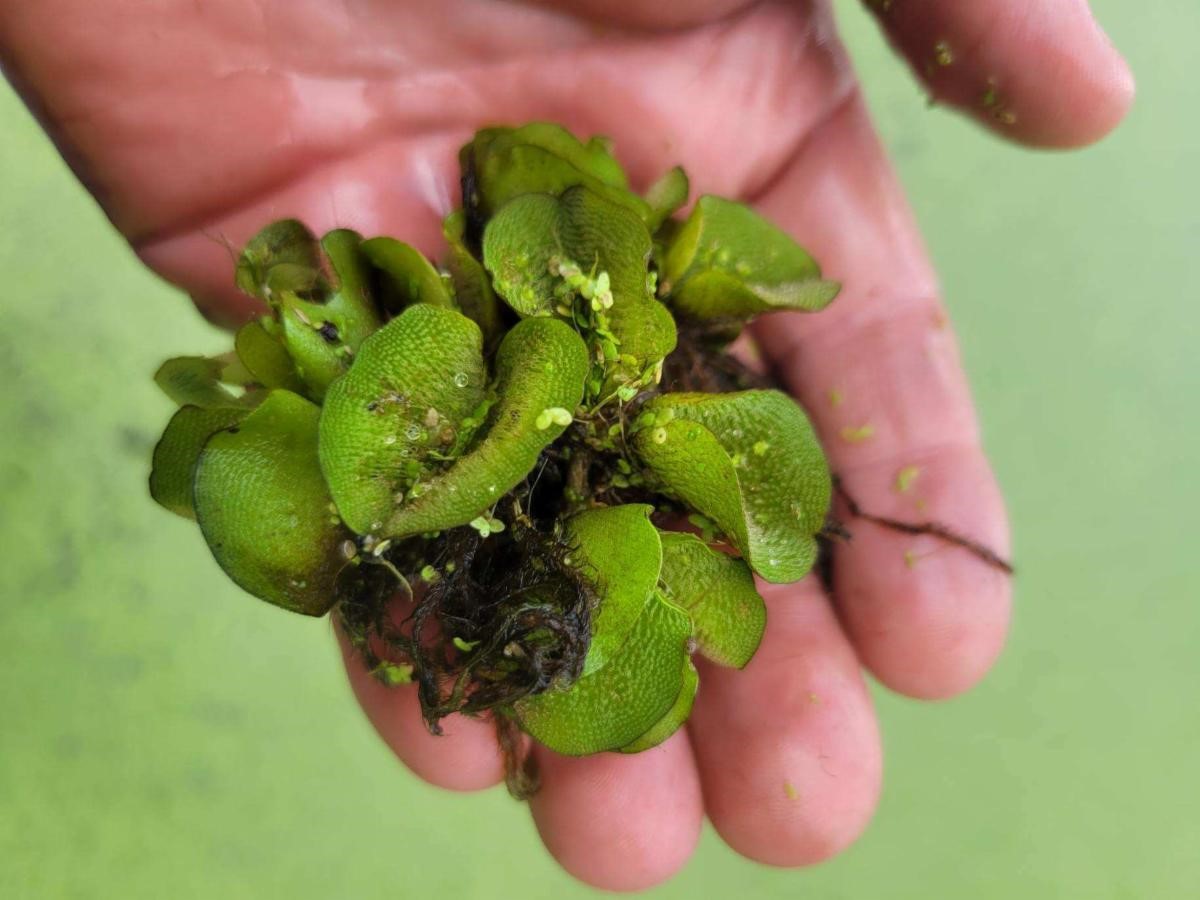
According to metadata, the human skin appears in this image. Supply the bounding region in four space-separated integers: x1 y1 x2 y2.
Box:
0 0 1133 890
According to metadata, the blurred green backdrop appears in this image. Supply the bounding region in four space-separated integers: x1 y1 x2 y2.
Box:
2 2 1197 897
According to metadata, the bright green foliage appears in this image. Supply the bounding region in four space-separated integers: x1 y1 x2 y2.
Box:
564 505 663 675
633 390 831 583
643 165 689 232
361 237 454 311
462 122 650 222
658 531 766 667
443 211 504 350
480 192 561 316
150 121 841 761
662 195 840 321
234 219 323 298
234 320 305 393
235 221 382 401
318 304 487 535
194 390 353 616
482 185 676 393
514 590 691 756
382 316 588 538
154 356 249 409
620 658 698 753
150 405 248 518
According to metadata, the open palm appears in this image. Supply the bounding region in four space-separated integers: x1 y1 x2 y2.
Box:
1 0 1132 889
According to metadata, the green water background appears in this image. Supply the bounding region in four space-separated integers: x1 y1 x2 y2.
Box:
2 2 1197 896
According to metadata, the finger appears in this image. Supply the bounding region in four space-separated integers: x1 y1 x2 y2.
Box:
528 0 756 29
752 92 1012 699
529 731 704 890
864 0 1134 147
688 579 882 865
335 622 505 791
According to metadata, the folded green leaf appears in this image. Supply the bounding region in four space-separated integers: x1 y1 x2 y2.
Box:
319 304 487 535
280 229 383 400
194 390 354 616
514 591 690 756
482 185 676 390
154 356 250 409
619 657 698 753
443 211 504 351
321 229 378 336
461 122 649 222
632 390 830 583
150 405 249 519
480 192 561 317
658 531 765 667
235 219 323 299
565 505 663 675
382 316 589 538
234 320 305 393
235 222 383 401
661 195 839 321
361 236 454 311
643 166 689 232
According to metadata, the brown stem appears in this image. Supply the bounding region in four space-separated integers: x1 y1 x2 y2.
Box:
566 447 591 503
834 477 1014 574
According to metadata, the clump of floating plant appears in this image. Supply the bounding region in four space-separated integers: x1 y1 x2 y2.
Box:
150 123 842 791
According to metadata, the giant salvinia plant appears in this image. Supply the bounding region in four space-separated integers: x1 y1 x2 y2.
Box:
150 122 840 787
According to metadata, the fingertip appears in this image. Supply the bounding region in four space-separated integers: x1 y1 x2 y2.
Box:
529 733 703 891
971 19 1136 150
703 687 882 868
835 450 1013 700
690 583 882 868
841 543 1012 700
872 0 1136 149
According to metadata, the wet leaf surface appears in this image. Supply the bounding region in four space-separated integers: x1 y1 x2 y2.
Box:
634 390 830 583
194 390 353 615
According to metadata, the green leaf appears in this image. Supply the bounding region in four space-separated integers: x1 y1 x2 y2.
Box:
234 320 305 393
154 357 249 409
442 211 504 351
361 236 454 311
632 390 830 583
150 405 249 519
321 228 379 341
643 166 689 232
565 505 663 675
382 316 589 538
194 390 354 616
318 304 487 535
482 185 676 387
514 591 691 756
620 658 698 753
461 122 649 222
480 192 561 316
658 531 766 667
235 222 383 401
661 196 839 321
276 229 383 400
235 219 322 299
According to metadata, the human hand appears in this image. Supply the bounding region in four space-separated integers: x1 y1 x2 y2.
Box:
0 0 1132 889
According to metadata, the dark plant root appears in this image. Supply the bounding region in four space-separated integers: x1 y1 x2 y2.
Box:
832 477 1014 574
334 471 597 744
496 712 540 800
410 516 594 733
459 150 485 252
333 326 822 787
661 322 774 394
